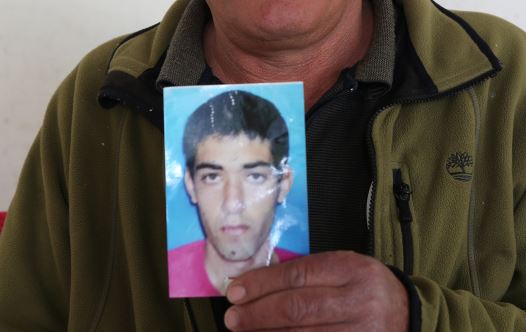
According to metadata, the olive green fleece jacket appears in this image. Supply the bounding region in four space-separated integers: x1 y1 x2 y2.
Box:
1 0 526 331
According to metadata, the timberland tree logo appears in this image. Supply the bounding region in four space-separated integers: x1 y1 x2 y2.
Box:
446 152 473 182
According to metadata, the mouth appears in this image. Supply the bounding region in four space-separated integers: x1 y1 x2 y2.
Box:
220 224 249 236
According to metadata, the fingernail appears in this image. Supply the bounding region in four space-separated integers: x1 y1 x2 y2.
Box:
225 308 239 329
227 285 246 302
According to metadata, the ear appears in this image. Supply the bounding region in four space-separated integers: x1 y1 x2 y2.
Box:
277 166 294 204
184 170 198 204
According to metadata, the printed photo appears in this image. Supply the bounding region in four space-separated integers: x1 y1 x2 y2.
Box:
164 83 309 298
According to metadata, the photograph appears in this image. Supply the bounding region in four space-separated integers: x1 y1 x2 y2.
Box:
164 83 309 297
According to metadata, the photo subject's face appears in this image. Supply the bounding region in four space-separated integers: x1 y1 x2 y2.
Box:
186 134 288 261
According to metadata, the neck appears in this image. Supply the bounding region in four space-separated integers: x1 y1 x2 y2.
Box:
205 240 278 294
204 1 374 110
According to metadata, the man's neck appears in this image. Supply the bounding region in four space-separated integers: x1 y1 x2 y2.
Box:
203 1 374 110
205 241 278 294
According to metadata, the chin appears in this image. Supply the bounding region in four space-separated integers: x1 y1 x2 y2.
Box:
217 244 257 262
257 13 313 37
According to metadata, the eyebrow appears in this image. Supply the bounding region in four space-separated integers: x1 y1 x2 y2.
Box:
195 163 223 171
243 161 272 169
194 161 271 171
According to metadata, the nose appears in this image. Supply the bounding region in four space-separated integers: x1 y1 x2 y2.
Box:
222 177 245 214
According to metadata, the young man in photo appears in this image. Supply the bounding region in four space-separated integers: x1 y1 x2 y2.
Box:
168 90 298 296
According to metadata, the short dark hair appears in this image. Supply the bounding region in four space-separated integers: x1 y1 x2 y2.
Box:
183 90 289 174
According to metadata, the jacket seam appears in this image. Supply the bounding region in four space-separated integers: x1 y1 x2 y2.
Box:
88 110 128 332
111 60 152 79
467 87 481 297
104 23 160 74
435 63 494 90
515 189 526 213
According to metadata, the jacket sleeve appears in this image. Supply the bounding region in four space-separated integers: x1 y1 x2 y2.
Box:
0 68 76 330
412 270 526 331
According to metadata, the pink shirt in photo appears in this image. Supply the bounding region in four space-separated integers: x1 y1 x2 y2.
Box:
168 240 301 297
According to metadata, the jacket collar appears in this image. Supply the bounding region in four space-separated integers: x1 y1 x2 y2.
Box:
98 0 501 117
154 0 399 92
156 0 209 88
399 0 501 93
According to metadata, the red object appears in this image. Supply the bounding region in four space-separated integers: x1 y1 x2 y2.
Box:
0 212 6 233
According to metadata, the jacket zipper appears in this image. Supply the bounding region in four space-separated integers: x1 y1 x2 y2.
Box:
392 169 414 274
365 68 500 258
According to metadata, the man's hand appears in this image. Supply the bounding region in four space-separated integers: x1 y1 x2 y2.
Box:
224 251 409 331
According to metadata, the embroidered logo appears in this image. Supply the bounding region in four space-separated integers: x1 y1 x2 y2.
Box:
446 152 473 182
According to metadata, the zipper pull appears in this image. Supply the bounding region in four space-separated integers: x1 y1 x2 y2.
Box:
393 169 413 223
393 169 414 274
342 69 359 92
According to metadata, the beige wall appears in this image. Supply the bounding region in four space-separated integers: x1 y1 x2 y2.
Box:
1 0 525 209
0 0 173 209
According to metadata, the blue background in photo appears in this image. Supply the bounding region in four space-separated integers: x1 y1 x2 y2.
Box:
164 83 309 256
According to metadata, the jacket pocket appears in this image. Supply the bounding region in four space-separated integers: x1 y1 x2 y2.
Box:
392 168 414 274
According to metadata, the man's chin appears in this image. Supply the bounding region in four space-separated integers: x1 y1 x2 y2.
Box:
219 250 255 262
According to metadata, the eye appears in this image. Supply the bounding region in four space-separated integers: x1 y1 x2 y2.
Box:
200 173 222 184
246 172 267 184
